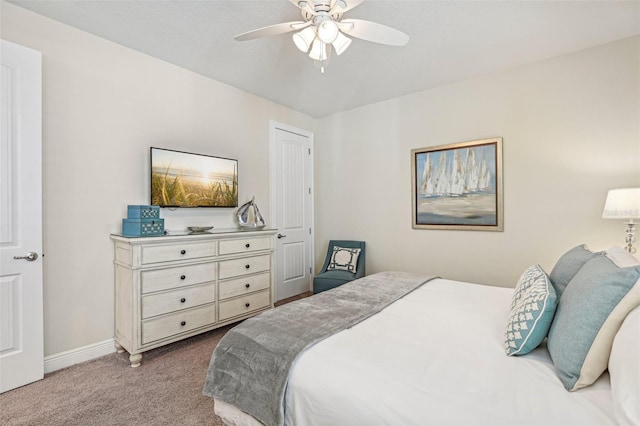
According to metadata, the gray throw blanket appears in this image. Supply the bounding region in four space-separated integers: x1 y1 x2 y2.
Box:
203 271 436 426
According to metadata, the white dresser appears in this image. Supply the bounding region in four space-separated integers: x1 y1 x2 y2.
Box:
110 229 277 367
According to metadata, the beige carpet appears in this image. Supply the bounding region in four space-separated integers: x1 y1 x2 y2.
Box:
0 325 233 426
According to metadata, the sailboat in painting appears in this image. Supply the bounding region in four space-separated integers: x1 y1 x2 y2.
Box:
478 159 491 191
450 150 465 196
420 146 493 198
421 153 435 195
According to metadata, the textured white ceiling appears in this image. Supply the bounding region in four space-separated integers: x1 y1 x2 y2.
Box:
8 0 640 117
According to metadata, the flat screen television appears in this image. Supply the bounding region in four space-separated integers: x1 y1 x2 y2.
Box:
150 147 238 207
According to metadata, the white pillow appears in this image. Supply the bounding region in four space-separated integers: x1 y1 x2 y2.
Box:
326 246 361 273
606 246 640 268
609 305 640 425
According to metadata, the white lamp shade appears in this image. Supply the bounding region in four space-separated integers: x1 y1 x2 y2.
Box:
309 39 328 61
602 188 640 219
317 20 339 44
293 27 316 53
332 31 351 55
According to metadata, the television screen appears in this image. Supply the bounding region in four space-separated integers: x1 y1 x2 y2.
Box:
150 147 238 207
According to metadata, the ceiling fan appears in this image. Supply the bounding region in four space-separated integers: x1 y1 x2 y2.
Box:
234 0 410 73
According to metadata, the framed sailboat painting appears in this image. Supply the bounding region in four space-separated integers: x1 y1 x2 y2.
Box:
411 137 503 231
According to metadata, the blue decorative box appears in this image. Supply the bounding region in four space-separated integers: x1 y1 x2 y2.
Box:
127 205 160 219
122 218 165 237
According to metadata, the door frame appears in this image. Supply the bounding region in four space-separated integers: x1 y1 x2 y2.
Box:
269 120 314 298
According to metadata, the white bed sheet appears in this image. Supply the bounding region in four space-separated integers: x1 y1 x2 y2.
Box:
216 278 615 426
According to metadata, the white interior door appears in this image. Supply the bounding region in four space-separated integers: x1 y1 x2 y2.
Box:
0 40 44 393
270 122 313 301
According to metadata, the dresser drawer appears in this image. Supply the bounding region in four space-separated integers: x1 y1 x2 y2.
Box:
218 290 271 321
219 273 271 300
141 241 217 264
142 283 215 319
219 254 270 280
141 263 215 294
219 237 271 256
142 304 216 344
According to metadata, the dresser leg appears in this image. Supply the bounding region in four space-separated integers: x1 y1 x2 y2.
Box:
114 341 125 354
129 353 142 368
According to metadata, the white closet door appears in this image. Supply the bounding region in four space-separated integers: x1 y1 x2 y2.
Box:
0 39 44 393
271 122 313 301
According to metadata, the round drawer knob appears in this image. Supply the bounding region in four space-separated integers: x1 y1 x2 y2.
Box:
245 283 251 288
180 249 186 255
245 264 250 269
245 303 250 308
180 275 186 280
180 298 186 303
180 321 186 326
245 243 250 248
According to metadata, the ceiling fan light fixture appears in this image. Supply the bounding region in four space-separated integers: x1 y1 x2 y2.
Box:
293 26 316 52
313 42 332 74
317 20 339 44
332 31 351 55
308 39 328 61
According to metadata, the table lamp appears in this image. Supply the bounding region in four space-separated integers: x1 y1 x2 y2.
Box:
602 187 640 254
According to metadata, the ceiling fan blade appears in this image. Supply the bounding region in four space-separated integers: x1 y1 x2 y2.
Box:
332 0 364 14
234 21 308 41
288 0 316 16
339 19 409 46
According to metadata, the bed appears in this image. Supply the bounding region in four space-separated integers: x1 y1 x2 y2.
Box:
203 247 640 426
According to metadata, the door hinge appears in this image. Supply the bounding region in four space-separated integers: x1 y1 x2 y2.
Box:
308 187 311 195
309 228 311 234
310 267 312 274
308 148 311 155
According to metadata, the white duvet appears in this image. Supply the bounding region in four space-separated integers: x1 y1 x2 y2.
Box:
216 279 615 426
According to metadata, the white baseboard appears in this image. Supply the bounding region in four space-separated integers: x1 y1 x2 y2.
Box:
44 338 115 374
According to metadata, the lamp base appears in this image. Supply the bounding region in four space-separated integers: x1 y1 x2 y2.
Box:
624 221 637 254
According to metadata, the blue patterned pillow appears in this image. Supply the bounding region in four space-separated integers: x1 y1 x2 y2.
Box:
548 253 640 391
505 265 558 356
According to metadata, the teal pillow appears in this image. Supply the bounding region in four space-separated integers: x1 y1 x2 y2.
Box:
505 265 557 355
547 254 640 391
549 245 599 297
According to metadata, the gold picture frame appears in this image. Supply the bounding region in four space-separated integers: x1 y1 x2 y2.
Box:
411 137 503 231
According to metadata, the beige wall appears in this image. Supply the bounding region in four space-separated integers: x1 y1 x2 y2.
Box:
1 2 316 356
315 36 640 288
3 2 639 358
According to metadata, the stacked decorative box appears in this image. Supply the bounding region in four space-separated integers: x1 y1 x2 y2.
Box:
122 205 164 236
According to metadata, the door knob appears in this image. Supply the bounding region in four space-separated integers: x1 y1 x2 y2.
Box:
277 234 287 239
13 252 38 262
